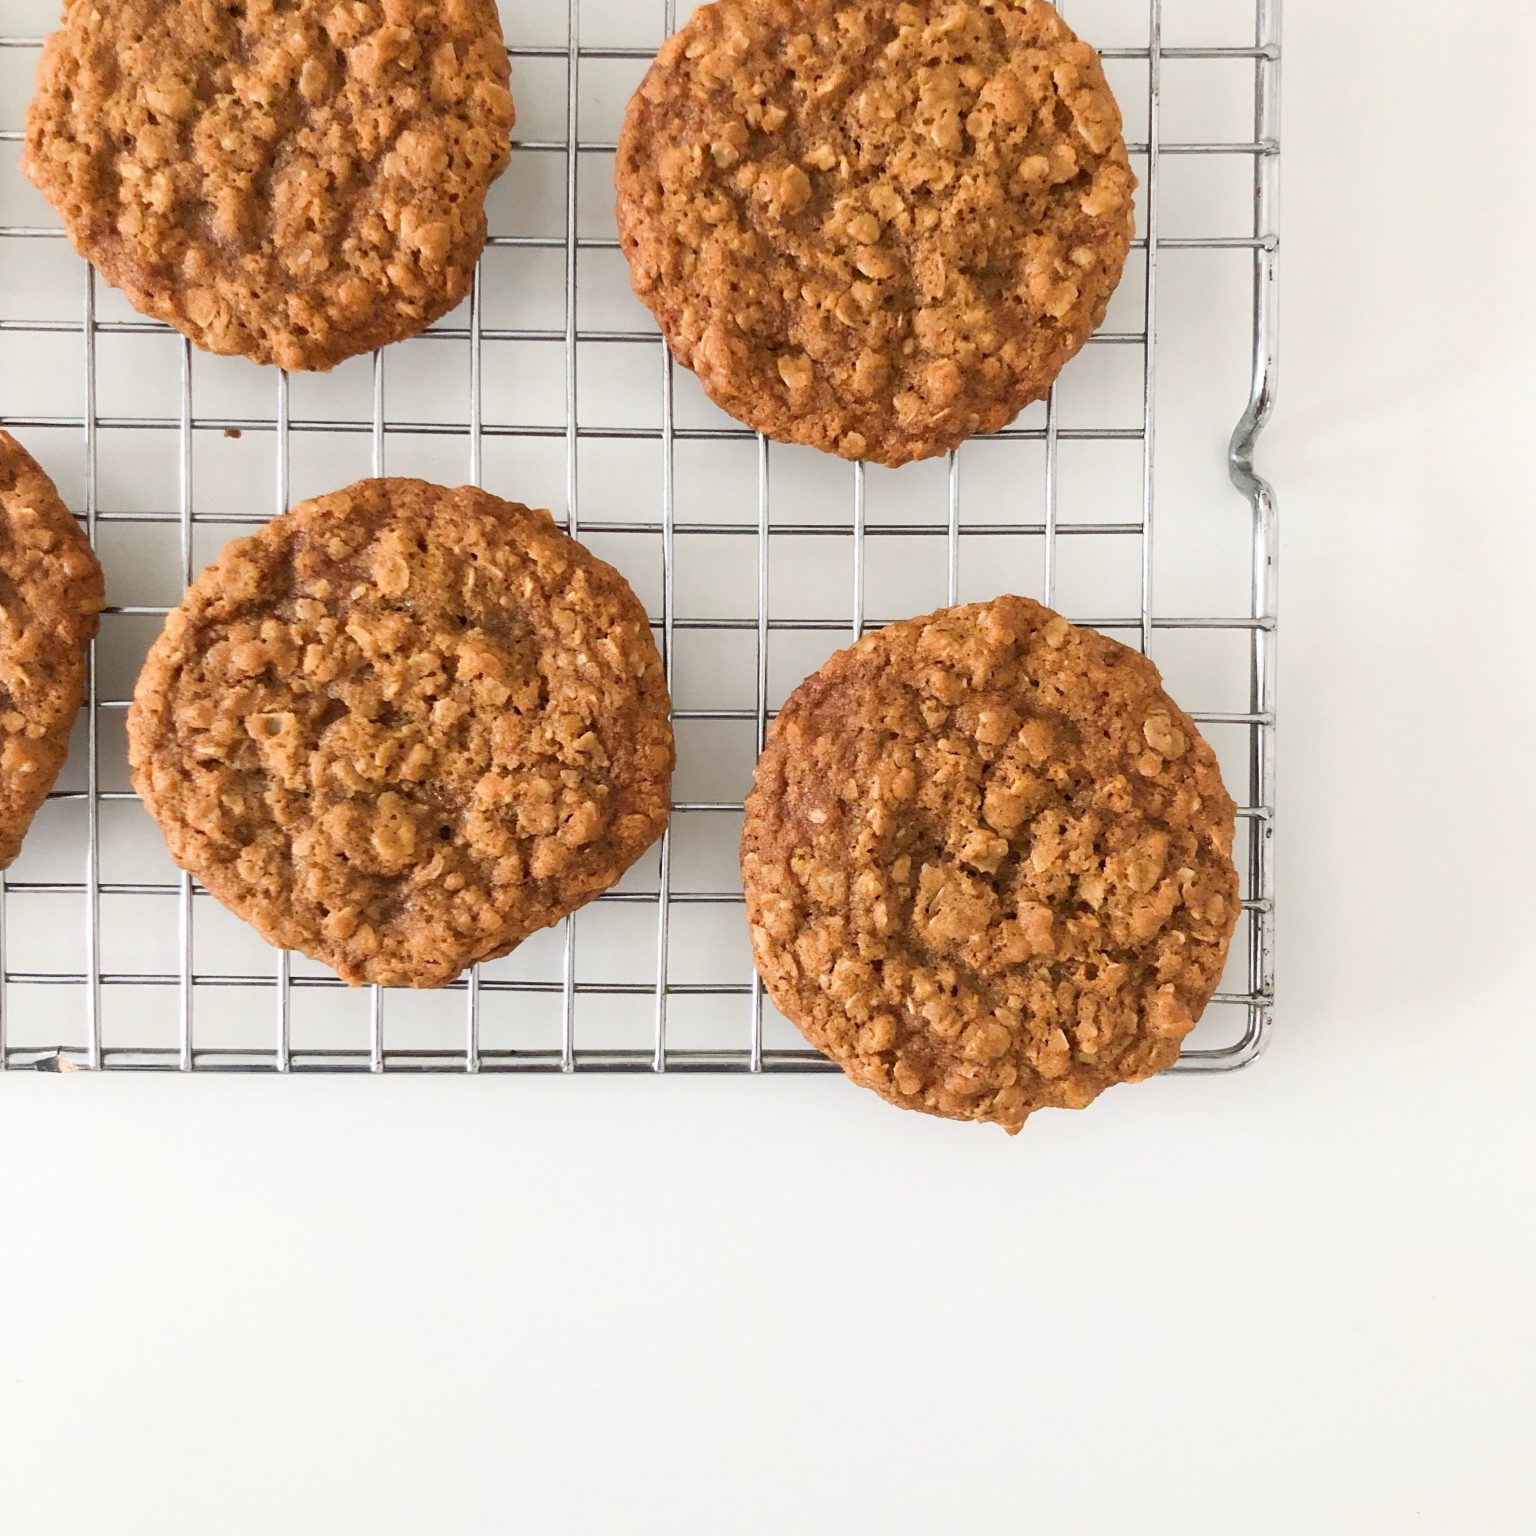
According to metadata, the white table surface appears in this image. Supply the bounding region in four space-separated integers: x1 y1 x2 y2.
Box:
4 1 1534 1530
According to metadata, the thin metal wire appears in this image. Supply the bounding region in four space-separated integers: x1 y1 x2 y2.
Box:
558 0 581 1074
3 1045 848 1073
211 135 1261 159
177 338 194 1071
1248 0 1280 1061
370 351 386 476
850 461 866 642
1042 383 1060 607
66 610 1264 637
0 970 1267 1002
945 450 960 606
0 317 1150 347
1212 0 1280 1069
1139 0 1163 658
82 269 102 1069
0 226 1277 254
465 265 484 1073
274 370 292 1071
749 432 770 1071
0 37 1272 61
59 514 1162 538
653 350 676 1073
468 264 485 490
0 414 1173 442
369 350 386 1072
0 1 1277 1073
651 0 680 1079
1045 0 1067 617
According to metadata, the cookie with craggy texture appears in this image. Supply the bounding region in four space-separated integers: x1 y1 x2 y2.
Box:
742 597 1237 1132
129 478 673 988
616 0 1135 466
0 432 105 870
24 0 514 371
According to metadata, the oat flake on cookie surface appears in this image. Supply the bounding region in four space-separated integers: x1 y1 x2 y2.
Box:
616 0 1136 467
128 479 674 988
24 0 515 371
742 597 1238 1132
0 432 105 871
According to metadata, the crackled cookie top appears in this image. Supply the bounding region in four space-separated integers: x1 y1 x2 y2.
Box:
25 0 515 371
616 0 1135 466
0 432 105 870
129 479 673 988
742 598 1237 1131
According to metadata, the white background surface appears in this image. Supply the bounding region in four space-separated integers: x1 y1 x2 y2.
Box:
3 1 1535 1531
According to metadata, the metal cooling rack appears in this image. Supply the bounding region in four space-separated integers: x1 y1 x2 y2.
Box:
0 0 1277 1074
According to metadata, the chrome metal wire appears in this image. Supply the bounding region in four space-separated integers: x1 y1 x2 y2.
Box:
0 0 1278 1074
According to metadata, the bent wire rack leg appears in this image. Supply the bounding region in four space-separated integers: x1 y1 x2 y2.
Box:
1175 0 1280 1071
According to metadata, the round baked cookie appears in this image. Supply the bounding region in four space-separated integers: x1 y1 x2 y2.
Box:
742 597 1238 1132
616 0 1135 467
128 479 673 988
0 432 105 871
24 0 515 371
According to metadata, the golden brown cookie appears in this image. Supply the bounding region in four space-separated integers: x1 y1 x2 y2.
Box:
0 432 105 870
24 0 515 371
615 0 1135 467
742 598 1238 1132
128 479 673 988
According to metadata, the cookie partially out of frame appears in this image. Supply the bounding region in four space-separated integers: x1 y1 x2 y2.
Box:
742 597 1238 1132
0 432 105 870
24 0 515 371
128 479 674 988
616 0 1135 466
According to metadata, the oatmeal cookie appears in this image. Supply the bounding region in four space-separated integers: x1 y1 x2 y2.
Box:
24 0 515 371
0 432 105 870
742 597 1238 1131
129 479 673 988
616 0 1135 467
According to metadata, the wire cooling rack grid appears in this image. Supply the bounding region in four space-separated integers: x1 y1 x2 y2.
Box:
0 0 1277 1074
